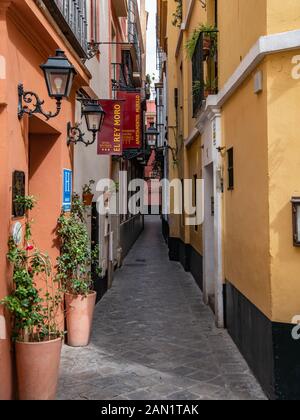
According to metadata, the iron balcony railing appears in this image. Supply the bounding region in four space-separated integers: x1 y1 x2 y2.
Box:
128 0 142 72
192 30 218 116
156 13 165 73
111 52 136 94
42 0 88 59
111 63 129 92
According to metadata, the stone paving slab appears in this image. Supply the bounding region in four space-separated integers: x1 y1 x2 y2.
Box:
58 216 266 401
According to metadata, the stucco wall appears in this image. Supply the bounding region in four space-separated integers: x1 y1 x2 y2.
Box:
267 0 300 35
223 61 271 319
267 51 300 322
0 0 90 399
218 0 267 87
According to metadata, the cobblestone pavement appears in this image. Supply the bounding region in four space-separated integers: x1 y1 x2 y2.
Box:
58 216 266 400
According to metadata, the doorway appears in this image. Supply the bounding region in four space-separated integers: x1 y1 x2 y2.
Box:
28 117 61 262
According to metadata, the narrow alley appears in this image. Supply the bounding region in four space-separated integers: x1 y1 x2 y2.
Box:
58 217 266 401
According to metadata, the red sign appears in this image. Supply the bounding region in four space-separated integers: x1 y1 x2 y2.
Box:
117 91 142 149
98 100 124 155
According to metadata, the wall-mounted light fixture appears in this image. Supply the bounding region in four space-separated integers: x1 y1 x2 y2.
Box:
291 197 300 247
18 50 76 120
87 42 101 60
67 100 106 147
146 122 160 149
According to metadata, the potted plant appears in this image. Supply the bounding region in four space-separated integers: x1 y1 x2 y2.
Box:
82 180 95 206
193 78 217 99
1 196 63 400
192 80 203 97
186 24 217 60
57 194 101 347
200 24 217 57
204 78 218 97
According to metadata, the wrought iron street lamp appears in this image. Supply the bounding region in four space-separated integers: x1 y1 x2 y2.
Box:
146 122 159 149
67 100 106 147
18 50 76 120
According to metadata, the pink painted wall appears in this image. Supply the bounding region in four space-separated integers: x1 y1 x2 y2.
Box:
0 0 90 399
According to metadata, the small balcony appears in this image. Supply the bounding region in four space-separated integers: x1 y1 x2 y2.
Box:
128 0 142 77
111 63 131 92
192 30 218 116
42 0 88 59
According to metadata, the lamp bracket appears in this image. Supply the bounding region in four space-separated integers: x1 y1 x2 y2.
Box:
156 144 178 165
67 122 97 147
18 84 61 121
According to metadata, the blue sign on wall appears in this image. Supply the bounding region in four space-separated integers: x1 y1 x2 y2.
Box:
63 169 72 212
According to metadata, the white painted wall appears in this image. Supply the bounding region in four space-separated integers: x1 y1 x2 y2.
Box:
200 108 224 328
73 0 113 274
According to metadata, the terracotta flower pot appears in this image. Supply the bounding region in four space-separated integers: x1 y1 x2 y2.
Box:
82 193 94 206
204 89 210 98
16 338 62 400
203 36 212 59
65 291 97 347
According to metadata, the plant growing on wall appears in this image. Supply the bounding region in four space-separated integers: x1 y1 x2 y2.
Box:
192 78 218 98
1 196 62 342
172 0 183 27
145 74 155 99
192 80 203 97
186 24 218 59
56 193 101 297
57 193 101 348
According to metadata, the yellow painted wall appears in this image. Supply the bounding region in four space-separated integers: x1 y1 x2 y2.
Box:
163 0 182 238
267 51 300 322
267 0 300 34
218 0 267 87
185 0 208 131
223 62 272 318
160 0 300 323
175 0 207 248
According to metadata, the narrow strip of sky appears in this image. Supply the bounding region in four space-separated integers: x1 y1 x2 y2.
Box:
146 0 158 81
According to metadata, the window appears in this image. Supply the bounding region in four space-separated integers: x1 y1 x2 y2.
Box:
90 0 99 43
227 148 234 190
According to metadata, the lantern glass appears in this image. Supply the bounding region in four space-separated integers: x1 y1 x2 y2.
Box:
85 113 102 132
146 123 159 149
83 101 106 133
41 50 76 99
46 71 69 98
147 135 157 148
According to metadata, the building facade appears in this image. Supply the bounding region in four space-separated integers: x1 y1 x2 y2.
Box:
158 0 300 400
0 0 148 400
0 0 92 399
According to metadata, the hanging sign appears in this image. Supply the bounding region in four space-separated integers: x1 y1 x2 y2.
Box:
63 169 72 212
98 100 124 156
117 91 142 150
